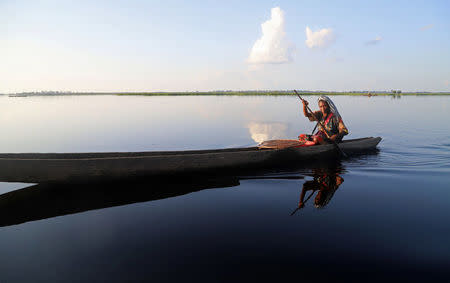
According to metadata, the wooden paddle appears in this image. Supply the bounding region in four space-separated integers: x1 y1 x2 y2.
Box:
294 90 348 158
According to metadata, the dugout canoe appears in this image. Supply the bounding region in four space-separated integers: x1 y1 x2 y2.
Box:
0 137 381 183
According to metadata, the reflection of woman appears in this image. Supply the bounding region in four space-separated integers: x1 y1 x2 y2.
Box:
298 169 344 209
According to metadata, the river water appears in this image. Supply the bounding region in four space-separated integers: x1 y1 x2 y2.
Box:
0 95 449 282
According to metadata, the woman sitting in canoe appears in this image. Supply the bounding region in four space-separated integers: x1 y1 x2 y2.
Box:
300 96 348 145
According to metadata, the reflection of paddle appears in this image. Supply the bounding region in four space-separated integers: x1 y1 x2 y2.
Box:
294 90 347 158
290 190 315 216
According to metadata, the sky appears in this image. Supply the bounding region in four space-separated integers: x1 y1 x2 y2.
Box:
1 0 449 93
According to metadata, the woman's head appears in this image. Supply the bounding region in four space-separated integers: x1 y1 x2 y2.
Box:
318 100 330 115
318 96 342 120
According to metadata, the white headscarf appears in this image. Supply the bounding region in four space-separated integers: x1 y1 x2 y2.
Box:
318 96 342 121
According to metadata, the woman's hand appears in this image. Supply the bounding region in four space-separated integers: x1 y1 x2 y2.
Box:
302 99 309 107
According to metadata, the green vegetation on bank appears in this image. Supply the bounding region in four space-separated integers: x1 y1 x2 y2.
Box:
116 91 450 96
3 90 450 96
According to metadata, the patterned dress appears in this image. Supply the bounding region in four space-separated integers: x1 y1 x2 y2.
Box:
312 111 348 142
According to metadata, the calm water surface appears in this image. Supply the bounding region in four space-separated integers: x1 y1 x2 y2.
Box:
0 95 449 282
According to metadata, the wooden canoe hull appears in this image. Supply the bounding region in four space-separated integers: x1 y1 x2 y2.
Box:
0 137 381 183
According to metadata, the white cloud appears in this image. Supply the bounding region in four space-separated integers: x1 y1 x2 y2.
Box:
305 26 335 49
420 24 434 31
365 36 383 45
247 7 294 64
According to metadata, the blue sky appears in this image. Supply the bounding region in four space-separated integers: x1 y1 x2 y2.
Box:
1 0 449 93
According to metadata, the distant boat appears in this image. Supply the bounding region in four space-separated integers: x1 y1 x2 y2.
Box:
0 137 381 183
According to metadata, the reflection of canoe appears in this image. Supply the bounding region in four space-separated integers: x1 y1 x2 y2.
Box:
0 173 305 227
0 177 240 227
0 137 381 183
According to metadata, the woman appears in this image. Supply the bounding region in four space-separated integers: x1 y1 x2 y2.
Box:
301 96 348 145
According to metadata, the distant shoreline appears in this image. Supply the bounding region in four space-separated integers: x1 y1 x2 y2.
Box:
2 91 450 97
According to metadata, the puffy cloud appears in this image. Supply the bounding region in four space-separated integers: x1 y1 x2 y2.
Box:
247 7 294 64
365 36 382 45
247 122 288 143
305 26 335 49
420 24 434 31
